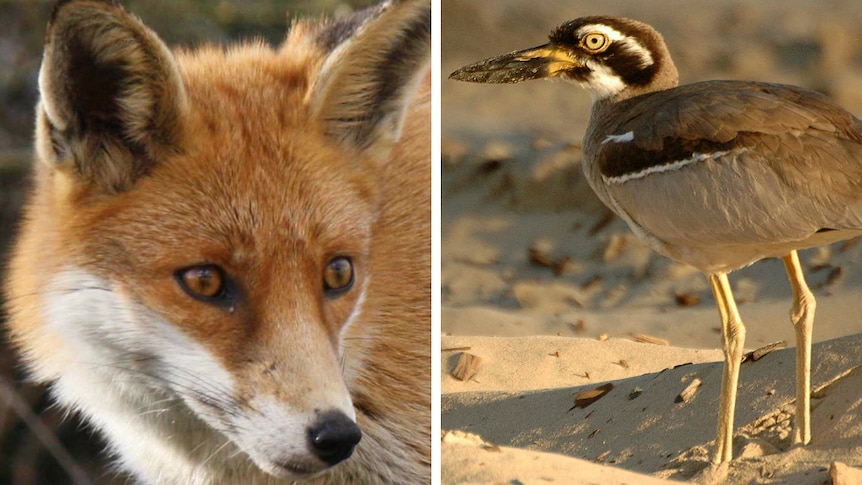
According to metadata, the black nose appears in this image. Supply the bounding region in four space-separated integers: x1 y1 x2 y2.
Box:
308 410 362 466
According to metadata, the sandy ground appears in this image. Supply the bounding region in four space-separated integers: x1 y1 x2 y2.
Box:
441 0 862 483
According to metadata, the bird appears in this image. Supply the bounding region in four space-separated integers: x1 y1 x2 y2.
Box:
450 16 862 464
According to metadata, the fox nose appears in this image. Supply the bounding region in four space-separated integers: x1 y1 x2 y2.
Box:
308 410 362 466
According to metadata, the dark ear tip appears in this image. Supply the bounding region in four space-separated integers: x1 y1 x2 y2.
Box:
50 0 123 23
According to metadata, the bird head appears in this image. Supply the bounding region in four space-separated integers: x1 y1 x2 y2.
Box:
450 16 679 102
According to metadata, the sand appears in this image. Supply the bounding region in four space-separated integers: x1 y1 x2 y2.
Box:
441 0 862 482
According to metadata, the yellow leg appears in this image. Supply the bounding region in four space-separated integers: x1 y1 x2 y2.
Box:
781 250 814 446
708 273 746 464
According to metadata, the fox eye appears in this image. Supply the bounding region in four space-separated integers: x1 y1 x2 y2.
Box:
323 257 354 295
176 265 227 301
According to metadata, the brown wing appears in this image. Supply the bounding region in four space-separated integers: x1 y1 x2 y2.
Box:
597 81 862 181
590 81 862 262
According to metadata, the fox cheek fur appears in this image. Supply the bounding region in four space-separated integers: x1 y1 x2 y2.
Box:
6 0 430 483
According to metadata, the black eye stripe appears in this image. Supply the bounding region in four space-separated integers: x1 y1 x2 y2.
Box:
600 43 658 85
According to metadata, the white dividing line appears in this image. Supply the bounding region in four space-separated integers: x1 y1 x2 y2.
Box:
603 148 747 185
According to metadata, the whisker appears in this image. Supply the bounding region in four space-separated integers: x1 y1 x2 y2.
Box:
196 437 233 471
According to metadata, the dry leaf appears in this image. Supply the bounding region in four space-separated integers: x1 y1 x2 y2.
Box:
589 210 615 235
603 233 627 262
553 257 571 276
528 245 571 276
675 377 702 404
743 341 787 363
840 237 859 253
632 333 669 346
568 320 586 333
528 246 556 268
573 383 614 409
452 352 482 381
581 274 602 291
675 293 700 307
827 266 844 286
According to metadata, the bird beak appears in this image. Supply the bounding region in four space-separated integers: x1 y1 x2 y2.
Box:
449 43 580 84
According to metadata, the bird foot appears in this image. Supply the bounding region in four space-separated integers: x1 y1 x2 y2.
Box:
695 460 730 485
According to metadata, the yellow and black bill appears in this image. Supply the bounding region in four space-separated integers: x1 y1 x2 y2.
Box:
449 44 581 84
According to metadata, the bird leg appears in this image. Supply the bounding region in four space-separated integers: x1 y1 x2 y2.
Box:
781 250 815 446
708 273 746 464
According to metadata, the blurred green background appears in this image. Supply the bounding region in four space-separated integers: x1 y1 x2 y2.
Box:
0 1 375 484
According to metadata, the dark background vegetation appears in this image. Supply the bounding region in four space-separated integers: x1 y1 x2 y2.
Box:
0 1 374 483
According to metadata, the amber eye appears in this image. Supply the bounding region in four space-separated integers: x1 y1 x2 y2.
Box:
582 32 609 53
176 265 227 301
324 257 354 295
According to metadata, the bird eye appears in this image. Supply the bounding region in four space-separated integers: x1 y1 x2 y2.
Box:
324 257 354 295
582 32 609 53
176 264 228 301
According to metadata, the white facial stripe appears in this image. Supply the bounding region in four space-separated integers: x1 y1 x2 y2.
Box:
342 276 369 336
577 23 654 68
43 268 239 412
577 23 626 42
41 268 242 473
338 276 369 366
603 148 748 185
581 61 626 100
602 131 635 144
147 313 239 423
621 37 654 68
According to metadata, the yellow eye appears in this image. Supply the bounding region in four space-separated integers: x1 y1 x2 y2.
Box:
582 32 609 53
177 265 226 300
324 257 354 295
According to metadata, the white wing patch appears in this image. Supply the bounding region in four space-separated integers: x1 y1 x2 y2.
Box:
602 131 635 144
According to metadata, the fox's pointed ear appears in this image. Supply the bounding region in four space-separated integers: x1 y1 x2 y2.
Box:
37 0 187 192
303 0 430 159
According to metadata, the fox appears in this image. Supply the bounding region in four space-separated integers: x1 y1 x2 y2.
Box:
3 0 430 483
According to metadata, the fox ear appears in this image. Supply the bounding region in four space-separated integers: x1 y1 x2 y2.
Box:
304 0 430 159
37 0 187 192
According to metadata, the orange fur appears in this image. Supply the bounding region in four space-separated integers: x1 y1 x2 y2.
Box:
5 1 430 483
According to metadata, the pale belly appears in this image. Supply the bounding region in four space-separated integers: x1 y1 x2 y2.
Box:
583 153 862 274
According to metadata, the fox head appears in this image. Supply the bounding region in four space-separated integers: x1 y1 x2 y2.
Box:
8 0 429 481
